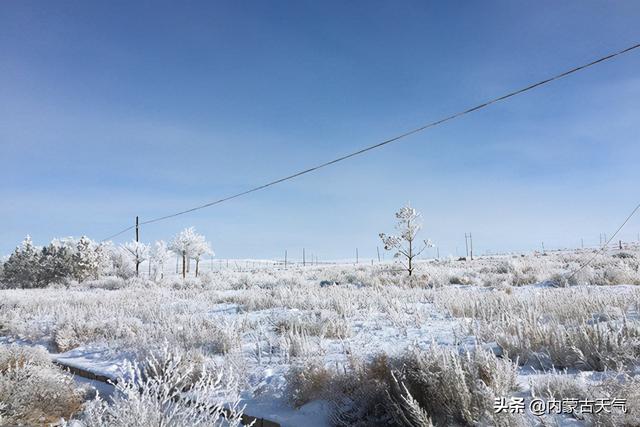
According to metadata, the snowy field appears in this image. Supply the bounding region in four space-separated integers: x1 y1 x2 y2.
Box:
1 248 640 426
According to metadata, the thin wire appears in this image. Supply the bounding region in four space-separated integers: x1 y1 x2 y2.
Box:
566 201 640 281
102 42 640 241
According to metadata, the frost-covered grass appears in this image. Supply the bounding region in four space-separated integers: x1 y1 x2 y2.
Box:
434 285 640 371
1 248 639 426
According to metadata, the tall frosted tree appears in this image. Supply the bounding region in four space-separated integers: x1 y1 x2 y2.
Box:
2 236 42 288
379 204 433 276
169 227 212 278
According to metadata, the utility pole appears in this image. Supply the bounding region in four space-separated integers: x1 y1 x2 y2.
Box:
469 233 473 260
303 248 306 267
436 246 440 259
377 246 381 263
542 242 545 254
356 248 359 264
135 216 140 277
581 238 584 249
619 240 623 250
285 250 288 269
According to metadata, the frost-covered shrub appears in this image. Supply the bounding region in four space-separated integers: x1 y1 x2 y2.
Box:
84 276 129 290
286 360 332 407
76 349 245 427
0 344 86 425
288 347 520 427
530 371 588 401
274 312 351 339
396 346 519 426
589 371 640 427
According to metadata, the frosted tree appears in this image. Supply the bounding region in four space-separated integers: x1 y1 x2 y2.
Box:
39 241 74 285
169 227 212 278
122 241 150 277
170 227 196 279
72 236 103 281
379 204 433 276
190 234 214 278
151 240 172 280
2 236 42 288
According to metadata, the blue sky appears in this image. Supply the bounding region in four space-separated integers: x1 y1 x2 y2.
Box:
1 1 640 260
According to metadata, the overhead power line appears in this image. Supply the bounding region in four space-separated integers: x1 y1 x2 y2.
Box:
566 201 640 281
102 42 640 242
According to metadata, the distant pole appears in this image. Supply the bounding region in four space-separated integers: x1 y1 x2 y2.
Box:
619 240 623 250
464 233 469 258
303 248 306 267
542 241 545 254
356 248 359 264
469 233 473 260
377 246 381 263
285 250 288 269
581 238 584 249
437 247 440 259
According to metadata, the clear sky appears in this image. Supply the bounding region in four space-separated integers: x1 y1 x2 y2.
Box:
1 1 639 260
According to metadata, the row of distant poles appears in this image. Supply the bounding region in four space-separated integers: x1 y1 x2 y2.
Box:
131 215 637 270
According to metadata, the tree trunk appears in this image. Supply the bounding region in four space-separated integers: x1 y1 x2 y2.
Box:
182 253 186 279
195 259 199 277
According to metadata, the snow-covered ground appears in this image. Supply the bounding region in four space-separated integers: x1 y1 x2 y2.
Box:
1 249 639 426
